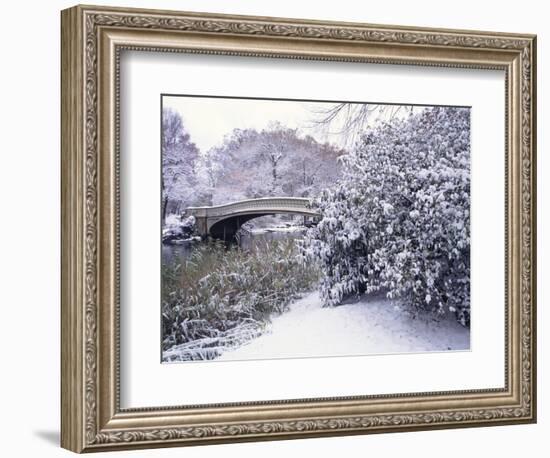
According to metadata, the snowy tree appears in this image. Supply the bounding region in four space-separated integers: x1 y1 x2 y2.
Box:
260 129 289 194
195 145 232 206
162 108 200 221
310 102 422 148
304 107 471 325
207 125 344 204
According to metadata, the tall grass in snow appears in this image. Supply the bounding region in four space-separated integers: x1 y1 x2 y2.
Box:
162 238 319 361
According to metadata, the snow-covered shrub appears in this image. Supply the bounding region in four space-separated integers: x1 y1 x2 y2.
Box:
304 107 470 325
162 238 320 360
162 215 196 244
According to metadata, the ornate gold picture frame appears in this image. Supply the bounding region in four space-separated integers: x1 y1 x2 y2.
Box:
61 4 536 453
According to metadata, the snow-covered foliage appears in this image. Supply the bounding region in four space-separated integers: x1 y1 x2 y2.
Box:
162 215 197 244
198 123 345 205
303 107 471 325
162 239 320 361
162 108 202 221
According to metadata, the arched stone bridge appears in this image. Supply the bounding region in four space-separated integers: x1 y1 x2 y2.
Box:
185 197 320 241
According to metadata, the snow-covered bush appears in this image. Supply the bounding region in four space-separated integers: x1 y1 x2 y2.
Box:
162 215 196 244
304 107 471 325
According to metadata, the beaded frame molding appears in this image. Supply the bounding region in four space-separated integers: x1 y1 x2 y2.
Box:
61 4 536 453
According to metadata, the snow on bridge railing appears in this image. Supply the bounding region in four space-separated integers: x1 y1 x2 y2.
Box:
185 197 318 218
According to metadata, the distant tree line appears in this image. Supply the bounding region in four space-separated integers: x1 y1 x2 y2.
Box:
162 108 345 221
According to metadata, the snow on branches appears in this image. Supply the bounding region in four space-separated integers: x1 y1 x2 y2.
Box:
162 108 200 221
304 107 471 326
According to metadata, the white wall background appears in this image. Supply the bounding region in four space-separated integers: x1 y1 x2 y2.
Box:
0 0 545 456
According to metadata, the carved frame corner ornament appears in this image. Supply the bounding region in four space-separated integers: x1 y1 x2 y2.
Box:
61 4 536 453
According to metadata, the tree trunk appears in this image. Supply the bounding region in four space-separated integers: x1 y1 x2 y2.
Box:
162 197 169 223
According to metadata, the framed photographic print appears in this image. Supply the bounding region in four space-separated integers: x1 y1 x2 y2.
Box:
61 4 537 453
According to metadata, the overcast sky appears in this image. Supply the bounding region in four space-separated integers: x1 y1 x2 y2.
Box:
163 95 427 153
163 95 346 152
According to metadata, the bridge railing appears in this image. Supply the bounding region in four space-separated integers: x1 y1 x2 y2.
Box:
186 197 318 218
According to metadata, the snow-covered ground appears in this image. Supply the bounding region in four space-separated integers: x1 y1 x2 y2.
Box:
217 291 469 361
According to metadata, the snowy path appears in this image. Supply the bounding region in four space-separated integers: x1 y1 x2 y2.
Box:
217 291 470 361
